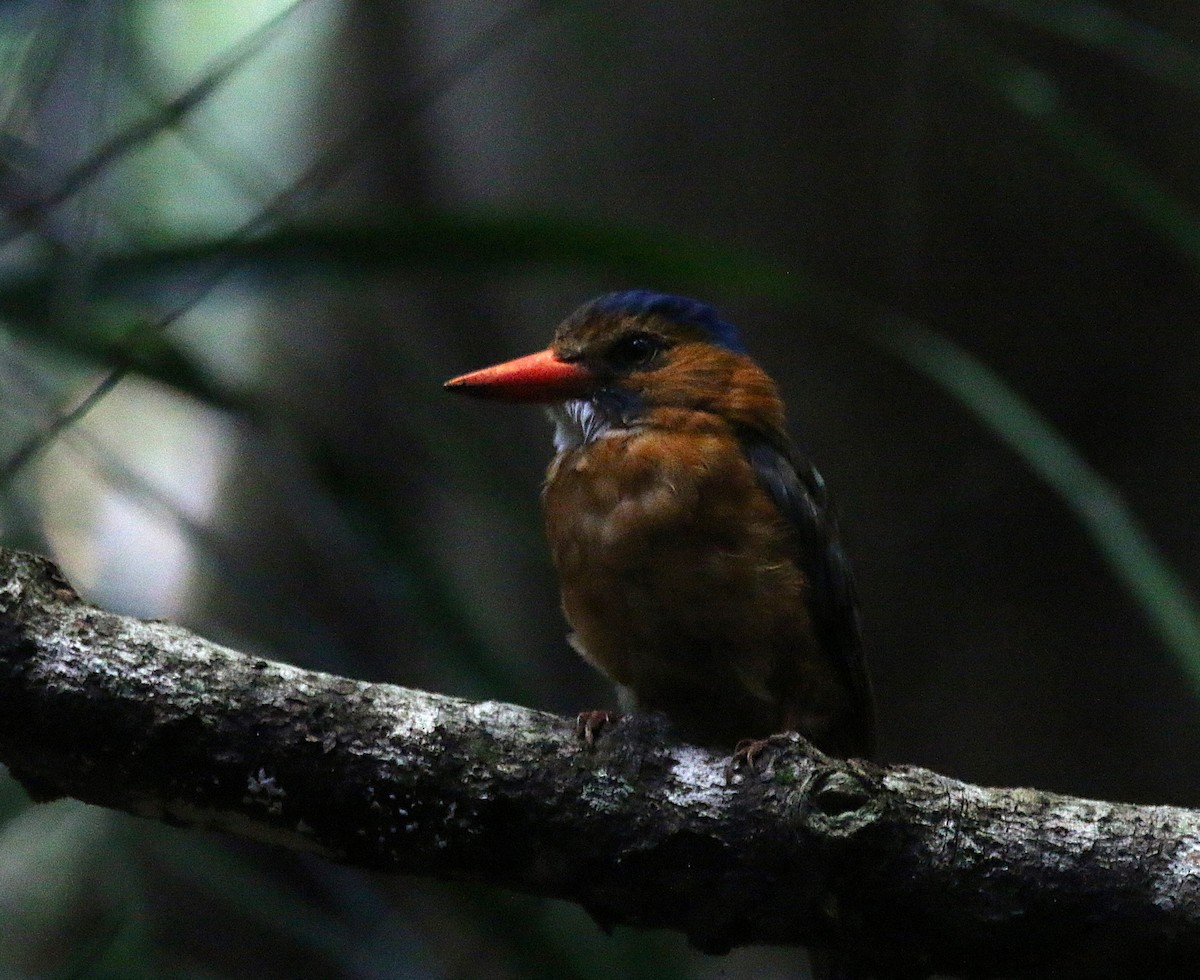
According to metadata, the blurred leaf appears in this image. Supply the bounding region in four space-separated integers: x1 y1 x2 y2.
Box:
0 0 320 239
0 802 134 977
149 834 394 970
960 0 1200 95
53 912 155 980
0 767 31 827
486 890 693 980
941 15 1200 267
0 307 253 418
3 206 1196 690
858 312 1200 692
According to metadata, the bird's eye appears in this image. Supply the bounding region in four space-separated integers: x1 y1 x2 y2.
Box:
607 332 662 370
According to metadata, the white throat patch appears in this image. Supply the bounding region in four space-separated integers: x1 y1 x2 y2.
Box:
550 399 613 452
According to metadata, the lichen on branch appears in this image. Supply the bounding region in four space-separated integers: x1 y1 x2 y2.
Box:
0 547 1196 978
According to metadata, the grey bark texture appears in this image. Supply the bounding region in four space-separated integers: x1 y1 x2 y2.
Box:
0 547 1196 978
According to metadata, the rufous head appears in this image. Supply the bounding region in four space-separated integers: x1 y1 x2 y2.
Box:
443 291 783 422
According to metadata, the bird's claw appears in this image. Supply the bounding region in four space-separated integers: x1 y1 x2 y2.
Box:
575 710 618 745
728 733 796 778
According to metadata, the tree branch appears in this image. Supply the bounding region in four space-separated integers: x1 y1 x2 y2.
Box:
0 547 1195 977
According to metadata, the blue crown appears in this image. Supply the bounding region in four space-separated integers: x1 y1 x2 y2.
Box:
587 290 746 354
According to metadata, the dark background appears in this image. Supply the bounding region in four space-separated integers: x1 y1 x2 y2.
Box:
0 1 1197 976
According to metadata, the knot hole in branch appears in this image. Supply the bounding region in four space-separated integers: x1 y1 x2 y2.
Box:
797 768 879 838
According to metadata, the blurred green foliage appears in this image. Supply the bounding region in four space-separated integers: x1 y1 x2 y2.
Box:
5 207 1198 689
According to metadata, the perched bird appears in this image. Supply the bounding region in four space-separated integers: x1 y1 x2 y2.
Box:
445 291 874 758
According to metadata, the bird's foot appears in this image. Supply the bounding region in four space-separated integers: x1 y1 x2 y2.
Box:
575 710 619 745
728 733 797 776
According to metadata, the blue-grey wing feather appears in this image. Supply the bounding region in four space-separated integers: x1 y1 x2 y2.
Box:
740 434 876 757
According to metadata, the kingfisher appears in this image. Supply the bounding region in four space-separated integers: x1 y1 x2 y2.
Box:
445 291 875 759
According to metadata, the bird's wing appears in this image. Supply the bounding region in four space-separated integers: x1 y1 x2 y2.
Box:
739 432 877 757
